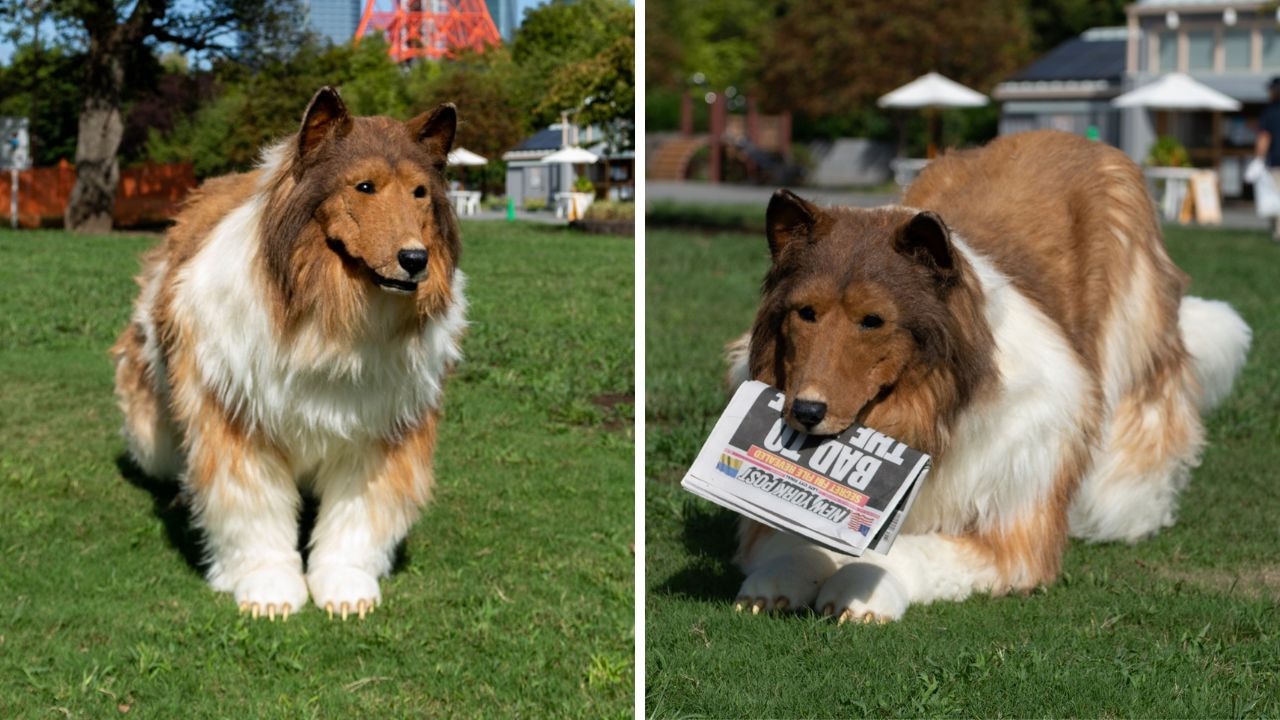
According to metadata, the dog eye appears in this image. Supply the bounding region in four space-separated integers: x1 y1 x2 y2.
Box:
860 314 884 329
797 306 817 322
413 185 427 198
355 181 376 194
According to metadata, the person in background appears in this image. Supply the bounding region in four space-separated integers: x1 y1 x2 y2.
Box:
1253 76 1280 241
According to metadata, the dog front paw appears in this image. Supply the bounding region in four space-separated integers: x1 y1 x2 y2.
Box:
814 562 910 623
233 565 309 621
735 551 838 614
307 565 382 620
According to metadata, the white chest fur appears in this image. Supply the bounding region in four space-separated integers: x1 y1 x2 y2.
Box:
168 199 467 466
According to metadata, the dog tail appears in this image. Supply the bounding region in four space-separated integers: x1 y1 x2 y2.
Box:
1179 296 1251 414
724 332 752 393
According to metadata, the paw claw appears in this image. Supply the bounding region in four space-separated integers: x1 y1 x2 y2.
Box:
821 603 835 618
837 608 852 625
325 602 334 620
733 598 746 612
750 598 765 615
341 602 349 621
773 597 789 613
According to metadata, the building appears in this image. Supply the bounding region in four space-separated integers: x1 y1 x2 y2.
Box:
502 124 635 209
486 0 520 41
997 1 1280 198
994 27 1128 146
305 0 361 45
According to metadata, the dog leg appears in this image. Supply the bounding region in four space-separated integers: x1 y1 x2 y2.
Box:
184 415 307 621
306 415 439 620
814 534 999 622
734 520 842 613
111 322 182 480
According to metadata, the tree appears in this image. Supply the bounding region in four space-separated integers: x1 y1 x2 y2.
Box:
755 0 1033 118
1028 0 1127 53
0 0 305 233
511 0 635 130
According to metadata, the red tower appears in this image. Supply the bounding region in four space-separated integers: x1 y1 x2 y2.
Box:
355 0 502 63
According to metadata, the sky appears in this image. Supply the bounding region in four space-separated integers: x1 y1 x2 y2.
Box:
0 0 551 66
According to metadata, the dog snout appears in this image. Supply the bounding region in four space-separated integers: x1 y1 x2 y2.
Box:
791 399 827 430
397 248 429 276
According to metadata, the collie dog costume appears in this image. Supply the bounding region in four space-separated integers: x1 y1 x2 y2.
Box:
728 130 1250 622
111 87 466 620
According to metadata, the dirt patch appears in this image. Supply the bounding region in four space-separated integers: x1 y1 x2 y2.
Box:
1148 562 1280 601
592 392 634 432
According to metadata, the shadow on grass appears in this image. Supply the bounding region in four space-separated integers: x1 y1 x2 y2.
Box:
653 498 743 604
115 453 410 578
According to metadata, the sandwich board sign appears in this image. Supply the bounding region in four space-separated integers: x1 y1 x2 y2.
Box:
0 117 30 170
1 117 29 229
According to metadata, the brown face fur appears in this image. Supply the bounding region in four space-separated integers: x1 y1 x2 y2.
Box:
749 190 993 444
260 87 461 335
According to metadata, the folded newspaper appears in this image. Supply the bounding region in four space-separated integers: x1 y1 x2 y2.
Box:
681 381 931 556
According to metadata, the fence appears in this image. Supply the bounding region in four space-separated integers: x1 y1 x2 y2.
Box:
0 160 196 228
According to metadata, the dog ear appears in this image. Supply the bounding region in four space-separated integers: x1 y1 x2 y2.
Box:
766 189 819 259
895 211 956 281
407 103 457 168
298 87 352 162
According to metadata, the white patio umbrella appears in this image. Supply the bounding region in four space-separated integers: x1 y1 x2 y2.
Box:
447 147 489 166
877 72 989 158
1114 73 1242 172
1112 73 1241 111
877 72 989 109
540 146 600 165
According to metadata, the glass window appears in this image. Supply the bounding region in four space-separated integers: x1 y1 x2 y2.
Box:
1187 31 1213 71
1264 28 1280 67
1159 31 1179 72
1224 29 1251 70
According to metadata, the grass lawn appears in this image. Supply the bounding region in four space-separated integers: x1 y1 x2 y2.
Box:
646 219 1280 718
0 222 633 718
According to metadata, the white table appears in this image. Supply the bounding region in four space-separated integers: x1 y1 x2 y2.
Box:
1143 167 1200 222
448 190 481 216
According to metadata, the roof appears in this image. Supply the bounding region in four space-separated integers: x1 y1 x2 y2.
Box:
511 126 566 153
1009 28 1126 84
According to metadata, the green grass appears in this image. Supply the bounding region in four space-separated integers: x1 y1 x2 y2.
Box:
646 222 1280 718
0 222 633 718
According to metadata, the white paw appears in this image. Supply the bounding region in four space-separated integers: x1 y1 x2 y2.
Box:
233 565 309 621
814 562 910 623
307 565 382 620
735 552 839 614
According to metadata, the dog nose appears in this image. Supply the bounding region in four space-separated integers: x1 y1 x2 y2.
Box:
791 399 827 429
398 248 428 275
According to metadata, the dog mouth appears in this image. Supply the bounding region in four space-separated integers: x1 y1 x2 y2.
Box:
326 237 421 295
372 275 419 294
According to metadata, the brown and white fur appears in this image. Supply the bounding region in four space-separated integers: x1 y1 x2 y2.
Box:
110 87 466 620
728 130 1250 622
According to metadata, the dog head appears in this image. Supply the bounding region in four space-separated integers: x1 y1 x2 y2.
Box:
749 190 973 436
263 86 461 326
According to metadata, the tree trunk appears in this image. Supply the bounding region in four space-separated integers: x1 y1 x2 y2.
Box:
65 91 124 233
63 5 148 234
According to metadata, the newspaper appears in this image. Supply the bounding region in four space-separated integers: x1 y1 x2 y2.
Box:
681 381 931 556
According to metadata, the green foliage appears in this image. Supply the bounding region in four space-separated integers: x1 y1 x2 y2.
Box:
513 0 635 129
524 197 549 212
0 43 83 164
1148 135 1192 168
0 222 633 716
1028 0 1128 53
645 220 1280 717
583 200 635 221
645 0 772 91
574 175 596 193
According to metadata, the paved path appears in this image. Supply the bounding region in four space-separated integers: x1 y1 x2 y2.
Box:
646 180 1269 232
